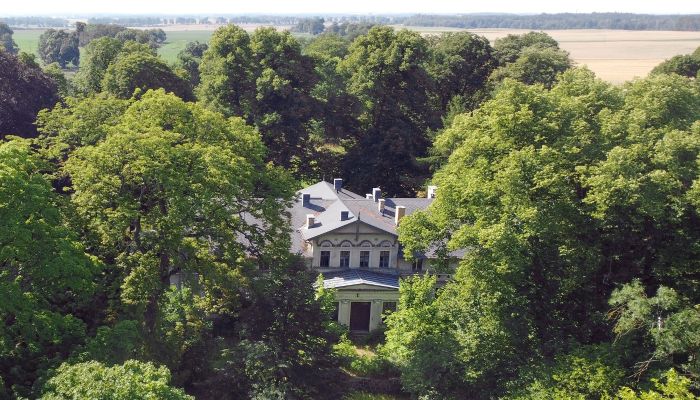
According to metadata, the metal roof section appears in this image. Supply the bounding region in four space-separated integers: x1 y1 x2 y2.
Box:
296 181 365 201
321 269 400 290
300 200 357 240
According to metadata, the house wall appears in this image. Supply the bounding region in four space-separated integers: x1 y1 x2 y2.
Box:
309 222 401 273
334 287 399 331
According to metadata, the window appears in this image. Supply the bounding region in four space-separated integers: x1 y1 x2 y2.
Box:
382 301 397 321
339 251 350 268
412 258 423 272
320 251 330 267
359 251 370 268
379 251 390 268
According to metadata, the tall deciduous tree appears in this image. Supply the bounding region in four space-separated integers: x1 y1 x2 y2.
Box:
0 49 59 139
198 25 321 175
53 90 294 342
391 69 700 398
37 29 79 67
339 26 440 196
102 50 193 100
73 37 123 95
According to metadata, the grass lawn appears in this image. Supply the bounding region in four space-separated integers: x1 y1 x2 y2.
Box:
12 29 44 57
157 30 214 63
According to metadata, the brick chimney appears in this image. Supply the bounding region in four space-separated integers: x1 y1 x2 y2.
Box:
302 193 310 206
306 214 315 228
395 206 406 225
378 198 385 214
365 194 373 200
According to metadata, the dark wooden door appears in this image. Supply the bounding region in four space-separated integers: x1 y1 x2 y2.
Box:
350 302 371 331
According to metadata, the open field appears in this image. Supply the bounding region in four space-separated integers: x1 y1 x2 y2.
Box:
12 26 700 83
12 29 43 57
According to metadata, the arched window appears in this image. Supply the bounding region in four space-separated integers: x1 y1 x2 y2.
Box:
339 240 353 247
378 240 392 247
359 240 373 247
319 240 333 247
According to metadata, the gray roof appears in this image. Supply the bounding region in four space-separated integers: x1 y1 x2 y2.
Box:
292 181 435 243
321 269 400 289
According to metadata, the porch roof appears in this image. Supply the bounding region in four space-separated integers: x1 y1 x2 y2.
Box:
321 269 400 290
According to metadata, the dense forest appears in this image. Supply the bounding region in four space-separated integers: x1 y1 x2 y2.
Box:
1 19 700 400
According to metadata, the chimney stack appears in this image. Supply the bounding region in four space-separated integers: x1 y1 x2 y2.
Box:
302 193 310 206
378 198 385 214
395 206 406 225
372 187 381 202
306 214 315 228
366 194 373 200
427 186 437 199
340 210 349 221
333 178 343 192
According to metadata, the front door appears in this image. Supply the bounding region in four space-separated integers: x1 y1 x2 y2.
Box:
349 302 371 331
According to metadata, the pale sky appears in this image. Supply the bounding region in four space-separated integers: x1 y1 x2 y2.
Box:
1 0 699 16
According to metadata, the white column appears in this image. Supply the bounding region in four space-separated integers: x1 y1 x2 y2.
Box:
338 300 351 327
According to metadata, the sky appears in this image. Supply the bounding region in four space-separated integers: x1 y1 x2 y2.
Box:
1 0 699 16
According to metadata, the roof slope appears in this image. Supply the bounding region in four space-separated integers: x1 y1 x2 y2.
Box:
321 269 400 289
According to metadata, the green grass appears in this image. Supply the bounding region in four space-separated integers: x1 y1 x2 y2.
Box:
157 30 214 63
12 29 44 57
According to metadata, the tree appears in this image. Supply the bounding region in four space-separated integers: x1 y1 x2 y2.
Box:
174 41 208 87
198 25 322 175
489 45 572 88
37 29 79 67
102 51 193 100
616 369 696 400
392 69 700 398
0 49 59 139
427 32 496 112
651 54 700 78
73 37 123 95
198 260 340 399
0 139 99 397
0 22 18 54
339 26 440 196
52 89 294 345
493 31 561 65
40 360 193 399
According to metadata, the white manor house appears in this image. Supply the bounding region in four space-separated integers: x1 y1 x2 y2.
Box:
288 179 461 332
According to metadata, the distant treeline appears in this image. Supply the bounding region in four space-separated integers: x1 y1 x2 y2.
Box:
0 17 69 28
395 13 700 31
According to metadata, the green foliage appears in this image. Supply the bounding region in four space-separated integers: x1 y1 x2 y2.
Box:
651 52 700 78
102 50 193 100
40 360 193 399
339 26 439 196
0 49 59 139
73 37 124 95
507 344 626 400
0 139 99 397
74 320 142 365
334 336 396 378
44 90 294 342
37 29 79 67
393 68 700 398
490 45 572 88
198 25 321 176
493 31 561 65
616 369 698 400
0 22 18 54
